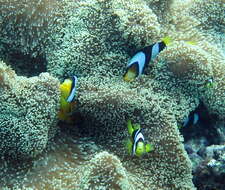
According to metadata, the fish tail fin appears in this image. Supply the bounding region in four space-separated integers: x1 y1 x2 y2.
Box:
58 109 72 123
162 36 172 46
127 120 134 135
58 110 65 121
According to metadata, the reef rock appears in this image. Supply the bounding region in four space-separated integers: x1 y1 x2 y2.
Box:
194 144 225 190
0 0 224 189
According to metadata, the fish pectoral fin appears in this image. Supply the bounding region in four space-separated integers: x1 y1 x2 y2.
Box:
123 70 136 82
123 63 138 82
145 143 154 153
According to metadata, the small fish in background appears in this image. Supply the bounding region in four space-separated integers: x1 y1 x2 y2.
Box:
126 120 154 157
123 36 172 82
58 75 78 123
182 111 199 128
178 102 213 129
205 77 214 88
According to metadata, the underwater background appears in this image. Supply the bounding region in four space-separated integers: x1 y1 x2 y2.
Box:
0 0 224 189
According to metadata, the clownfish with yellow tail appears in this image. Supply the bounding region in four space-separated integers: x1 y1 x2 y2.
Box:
123 36 172 82
58 76 78 123
126 120 154 157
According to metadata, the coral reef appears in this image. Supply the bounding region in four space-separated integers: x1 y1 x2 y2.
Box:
79 151 135 189
194 144 225 190
0 61 60 159
110 0 161 48
0 129 193 190
45 0 130 79
0 131 99 189
159 41 225 121
182 111 225 190
76 76 197 189
0 0 224 189
156 0 225 122
216 122 225 143
188 0 225 36
0 132 134 190
0 0 63 57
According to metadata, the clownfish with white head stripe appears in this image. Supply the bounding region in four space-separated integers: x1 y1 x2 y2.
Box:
123 36 172 82
178 109 200 129
58 76 78 123
126 120 154 157
182 111 199 128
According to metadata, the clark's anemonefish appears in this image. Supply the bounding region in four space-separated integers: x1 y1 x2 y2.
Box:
123 36 172 82
58 75 78 123
126 120 154 157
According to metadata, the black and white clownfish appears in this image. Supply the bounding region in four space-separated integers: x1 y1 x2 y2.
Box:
126 120 153 157
182 111 199 128
131 128 145 156
123 36 172 82
58 75 78 123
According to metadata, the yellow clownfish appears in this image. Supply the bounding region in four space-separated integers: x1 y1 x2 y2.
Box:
123 36 172 82
126 120 154 157
58 76 78 123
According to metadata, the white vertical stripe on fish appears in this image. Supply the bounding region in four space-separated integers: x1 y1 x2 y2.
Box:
132 129 145 155
193 113 199 125
127 52 146 76
151 43 160 60
67 76 78 103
